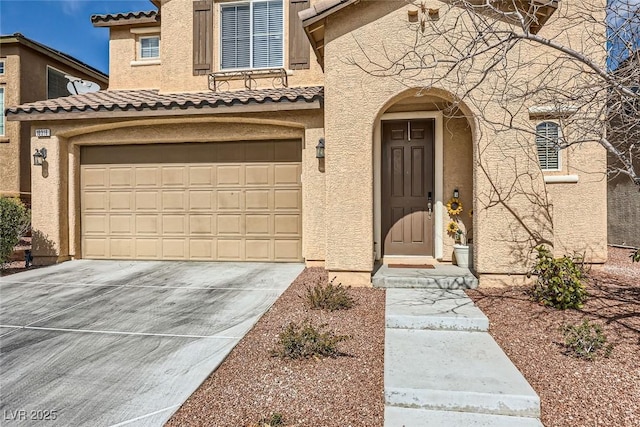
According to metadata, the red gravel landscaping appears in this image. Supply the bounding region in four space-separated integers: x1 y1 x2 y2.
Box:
468 246 640 427
166 267 385 427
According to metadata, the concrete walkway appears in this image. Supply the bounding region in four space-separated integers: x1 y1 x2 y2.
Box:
384 288 543 426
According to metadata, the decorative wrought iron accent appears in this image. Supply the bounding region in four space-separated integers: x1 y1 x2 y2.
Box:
208 68 289 92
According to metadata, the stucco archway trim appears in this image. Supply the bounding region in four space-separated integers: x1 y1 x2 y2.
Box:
375 111 444 261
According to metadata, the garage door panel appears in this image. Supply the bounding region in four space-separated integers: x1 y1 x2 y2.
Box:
136 238 160 258
189 166 214 186
274 164 301 185
216 165 243 186
81 140 302 261
188 190 214 210
274 189 301 210
217 215 241 235
274 240 301 261
110 238 134 258
162 192 186 211
217 239 242 260
135 191 160 211
217 191 241 210
109 191 134 212
109 167 134 188
161 166 186 186
83 168 108 189
246 215 270 235
136 215 160 235
83 191 108 212
110 215 134 235
189 215 214 235
162 239 188 259
135 167 161 187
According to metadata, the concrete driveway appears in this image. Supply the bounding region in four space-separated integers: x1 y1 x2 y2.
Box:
0 260 303 426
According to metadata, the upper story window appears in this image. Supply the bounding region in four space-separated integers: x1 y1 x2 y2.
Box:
220 0 284 70
140 36 160 60
536 121 561 171
0 88 5 135
47 66 71 99
0 61 5 75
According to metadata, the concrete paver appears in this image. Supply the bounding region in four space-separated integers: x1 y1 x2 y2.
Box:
385 407 544 427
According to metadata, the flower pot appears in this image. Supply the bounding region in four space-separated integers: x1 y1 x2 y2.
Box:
453 244 470 268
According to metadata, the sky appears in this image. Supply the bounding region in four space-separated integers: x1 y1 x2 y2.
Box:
0 0 154 75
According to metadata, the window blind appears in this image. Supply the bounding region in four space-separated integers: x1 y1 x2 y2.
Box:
536 122 560 170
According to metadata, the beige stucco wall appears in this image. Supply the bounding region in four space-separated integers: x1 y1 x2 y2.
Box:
321 0 607 285
107 0 324 92
0 43 107 200
28 109 326 265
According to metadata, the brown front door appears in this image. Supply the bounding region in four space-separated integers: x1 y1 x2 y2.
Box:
382 119 434 256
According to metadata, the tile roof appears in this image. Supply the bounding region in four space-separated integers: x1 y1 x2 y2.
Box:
299 0 356 23
6 86 324 120
91 10 159 26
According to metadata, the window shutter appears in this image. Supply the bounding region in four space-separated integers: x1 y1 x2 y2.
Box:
193 0 213 76
536 122 560 170
288 0 310 70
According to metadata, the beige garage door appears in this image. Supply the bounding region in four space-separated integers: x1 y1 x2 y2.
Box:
80 141 302 261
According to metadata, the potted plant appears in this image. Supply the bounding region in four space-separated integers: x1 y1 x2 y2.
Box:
446 195 471 268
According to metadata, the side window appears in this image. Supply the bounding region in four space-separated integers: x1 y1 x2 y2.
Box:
47 66 71 99
0 61 5 75
536 121 561 171
140 36 160 60
0 88 5 136
220 0 284 70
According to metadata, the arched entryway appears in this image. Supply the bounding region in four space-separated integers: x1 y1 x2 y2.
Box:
373 89 476 265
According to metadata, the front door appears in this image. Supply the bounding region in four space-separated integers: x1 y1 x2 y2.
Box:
382 119 435 256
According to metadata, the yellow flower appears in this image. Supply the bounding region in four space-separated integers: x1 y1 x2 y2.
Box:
446 197 463 216
447 221 459 235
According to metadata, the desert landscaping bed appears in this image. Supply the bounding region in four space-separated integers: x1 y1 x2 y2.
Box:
166 268 385 427
468 247 640 427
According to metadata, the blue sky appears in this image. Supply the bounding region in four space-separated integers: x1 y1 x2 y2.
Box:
0 0 154 75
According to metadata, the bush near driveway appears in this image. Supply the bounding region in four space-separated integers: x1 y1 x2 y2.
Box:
0 197 30 266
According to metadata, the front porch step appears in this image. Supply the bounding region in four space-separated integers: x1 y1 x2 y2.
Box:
373 264 478 289
385 329 540 418
386 289 489 331
384 407 544 427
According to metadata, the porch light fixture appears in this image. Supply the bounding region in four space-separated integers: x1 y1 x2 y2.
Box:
316 138 325 159
33 148 47 166
453 188 459 198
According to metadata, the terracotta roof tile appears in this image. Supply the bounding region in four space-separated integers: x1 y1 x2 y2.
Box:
91 10 159 25
6 86 324 118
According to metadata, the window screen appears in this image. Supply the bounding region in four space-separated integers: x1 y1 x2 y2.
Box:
47 67 71 99
536 122 560 170
0 88 4 135
221 0 283 70
140 36 160 59
0 61 5 75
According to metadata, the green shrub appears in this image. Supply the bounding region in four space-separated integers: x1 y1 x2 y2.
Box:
304 277 354 311
272 320 349 359
630 248 640 263
562 319 613 360
256 413 285 427
529 245 587 309
0 197 30 266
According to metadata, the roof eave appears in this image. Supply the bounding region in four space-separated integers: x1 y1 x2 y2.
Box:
92 15 161 28
6 99 323 122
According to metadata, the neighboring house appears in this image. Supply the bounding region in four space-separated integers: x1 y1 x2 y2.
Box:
608 52 640 248
0 33 108 203
6 0 608 286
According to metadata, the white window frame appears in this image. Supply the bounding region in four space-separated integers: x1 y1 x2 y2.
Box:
0 60 5 75
0 88 5 136
139 35 160 60
219 0 285 71
535 121 563 172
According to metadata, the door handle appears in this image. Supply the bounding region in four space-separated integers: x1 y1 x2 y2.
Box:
427 192 432 218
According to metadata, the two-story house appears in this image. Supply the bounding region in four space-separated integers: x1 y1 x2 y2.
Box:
0 33 108 203
6 0 609 286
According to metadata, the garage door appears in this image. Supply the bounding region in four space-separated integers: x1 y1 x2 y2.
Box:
80 141 302 261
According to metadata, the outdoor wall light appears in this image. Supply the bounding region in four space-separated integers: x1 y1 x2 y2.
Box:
453 188 460 198
33 148 47 166
316 138 325 159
